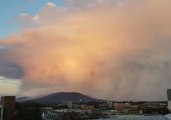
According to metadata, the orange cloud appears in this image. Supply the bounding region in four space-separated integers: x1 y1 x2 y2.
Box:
1 0 171 100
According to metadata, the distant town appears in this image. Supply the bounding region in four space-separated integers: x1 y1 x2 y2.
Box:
0 89 171 120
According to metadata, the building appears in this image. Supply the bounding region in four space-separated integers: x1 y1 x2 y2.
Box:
42 109 86 120
0 105 3 120
64 101 73 109
1 96 15 120
114 102 130 112
42 111 58 120
81 104 95 110
167 89 171 112
64 101 81 109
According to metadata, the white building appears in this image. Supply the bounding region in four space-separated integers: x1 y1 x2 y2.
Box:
167 89 171 112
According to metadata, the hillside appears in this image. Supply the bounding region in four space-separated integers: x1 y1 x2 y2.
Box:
17 92 102 103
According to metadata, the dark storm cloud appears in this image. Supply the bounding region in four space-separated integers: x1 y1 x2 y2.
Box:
0 49 23 79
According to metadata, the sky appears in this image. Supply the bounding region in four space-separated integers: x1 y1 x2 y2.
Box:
0 0 171 101
0 0 64 38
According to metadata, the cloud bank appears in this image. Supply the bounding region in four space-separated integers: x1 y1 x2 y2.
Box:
0 76 21 96
1 0 171 100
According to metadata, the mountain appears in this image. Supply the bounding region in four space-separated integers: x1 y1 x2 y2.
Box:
17 92 103 103
16 97 30 101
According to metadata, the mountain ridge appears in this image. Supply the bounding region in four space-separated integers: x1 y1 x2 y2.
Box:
16 92 103 103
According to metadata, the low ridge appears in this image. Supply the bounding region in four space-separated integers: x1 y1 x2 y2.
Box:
17 92 102 103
